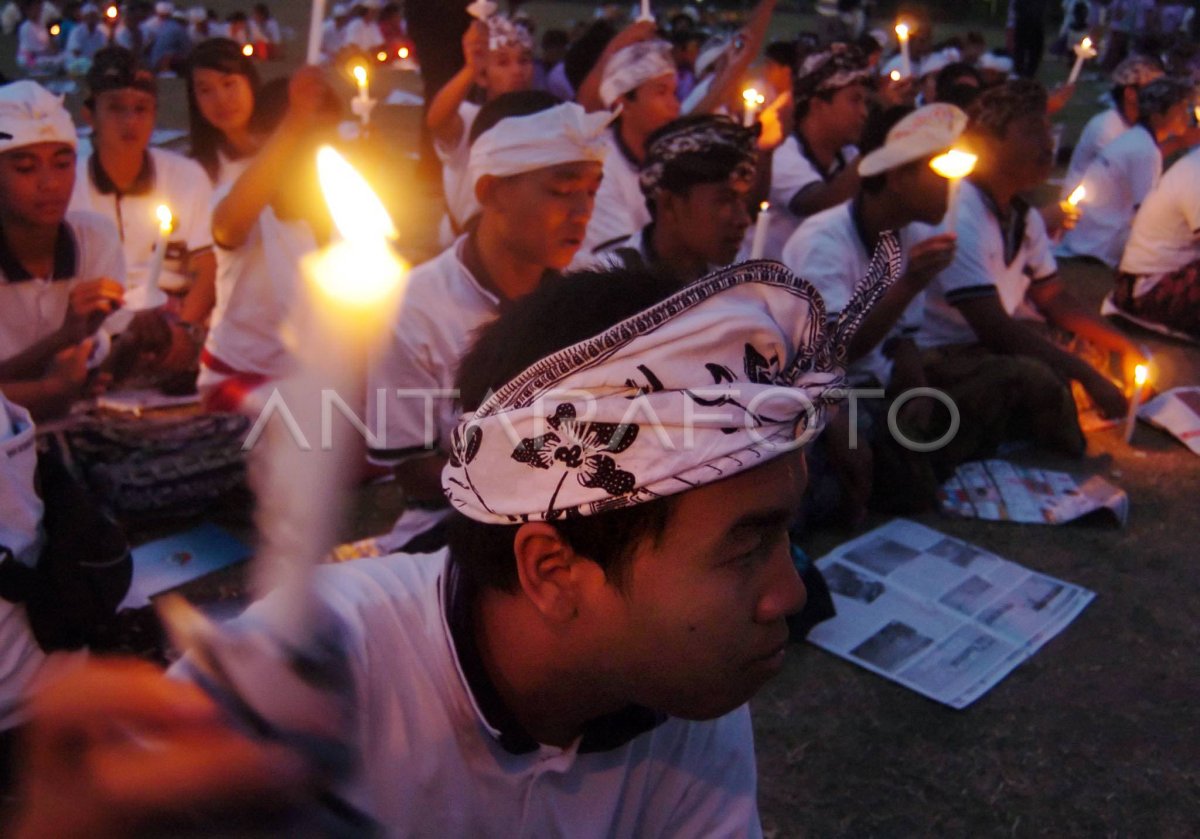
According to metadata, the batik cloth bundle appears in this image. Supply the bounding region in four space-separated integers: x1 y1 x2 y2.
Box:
444 240 902 524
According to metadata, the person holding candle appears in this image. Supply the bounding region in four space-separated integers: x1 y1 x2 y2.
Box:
591 114 759 285
198 67 340 413
9 248 910 835
185 37 261 187
782 103 962 514
917 80 1146 468
1056 77 1197 267
70 47 216 379
759 43 870 262
1109 146 1200 341
426 11 535 246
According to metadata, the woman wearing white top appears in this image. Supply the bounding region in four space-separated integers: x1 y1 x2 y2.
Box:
185 38 261 188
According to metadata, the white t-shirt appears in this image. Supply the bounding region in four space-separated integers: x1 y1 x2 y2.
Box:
70 147 214 301
1119 147 1200 287
200 190 316 382
435 101 482 235
341 18 383 52
1057 124 1161 267
0 394 82 731
219 550 762 836
782 201 929 385
0 210 126 362
65 22 109 58
576 128 649 267
761 135 858 263
1062 108 1128 198
366 237 504 549
919 181 1058 349
16 19 51 68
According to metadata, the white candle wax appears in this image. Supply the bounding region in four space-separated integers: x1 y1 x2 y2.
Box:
639 0 653 22
1124 365 1149 443
896 24 911 78
750 202 770 259
306 0 327 64
944 179 962 234
1067 38 1093 86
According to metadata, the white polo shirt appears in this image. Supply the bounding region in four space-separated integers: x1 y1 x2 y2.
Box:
919 181 1058 349
1057 124 1161 267
1119 147 1200 287
70 147 215 301
761 135 858 262
576 128 649 266
435 101 482 236
1062 108 1128 198
342 18 384 52
782 200 929 385
224 550 762 836
0 211 126 363
200 189 316 382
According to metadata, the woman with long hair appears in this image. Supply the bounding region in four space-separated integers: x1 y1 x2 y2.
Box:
185 38 261 185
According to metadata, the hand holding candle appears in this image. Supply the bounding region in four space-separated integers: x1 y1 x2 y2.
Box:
130 204 172 311
929 148 978 234
1067 36 1097 86
895 22 912 78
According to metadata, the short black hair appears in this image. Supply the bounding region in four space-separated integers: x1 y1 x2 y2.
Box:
469 90 561 145
935 62 983 109
448 266 685 594
542 28 569 52
564 20 616 91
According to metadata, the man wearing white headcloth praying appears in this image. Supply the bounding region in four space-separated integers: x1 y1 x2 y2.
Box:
367 94 610 554
12 243 904 836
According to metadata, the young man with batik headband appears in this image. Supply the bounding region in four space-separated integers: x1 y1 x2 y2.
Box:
367 94 610 553
917 80 1146 470
594 114 758 284
71 47 217 380
427 12 535 245
13 241 904 835
762 42 871 261
783 103 962 515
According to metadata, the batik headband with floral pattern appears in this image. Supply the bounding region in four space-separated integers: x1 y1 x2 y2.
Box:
639 115 758 198
443 240 902 524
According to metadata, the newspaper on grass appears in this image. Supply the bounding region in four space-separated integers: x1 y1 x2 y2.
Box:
1138 386 1200 456
939 460 1128 526
807 519 1094 709
120 523 250 610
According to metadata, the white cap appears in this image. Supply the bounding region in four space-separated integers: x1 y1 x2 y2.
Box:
977 53 1014 74
0 81 77 154
599 40 676 108
857 103 968 178
154 1 174 15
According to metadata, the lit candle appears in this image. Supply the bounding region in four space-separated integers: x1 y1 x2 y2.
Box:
49 23 60 36
1124 363 1149 443
242 43 254 57
352 64 371 127
1067 36 1095 86
253 147 406 639
889 69 901 82
895 23 911 78
134 204 173 310
929 148 978 233
105 5 117 19
742 88 764 127
1066 184 1086 208
306 0 327 64
398 46 409 59
638 0 654 22
750 202 770 260
376 50 388 63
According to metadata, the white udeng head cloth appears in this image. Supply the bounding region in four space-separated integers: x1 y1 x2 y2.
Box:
599 40 676 108
0 81 77 154
857 102 967 177
443 240 903 524
462 102 614 222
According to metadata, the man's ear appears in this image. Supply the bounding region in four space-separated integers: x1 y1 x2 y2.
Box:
475 173 501 211
512 523 594 624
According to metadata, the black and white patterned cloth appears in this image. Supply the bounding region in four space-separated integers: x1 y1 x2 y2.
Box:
638 115 758 198
443 241 903 524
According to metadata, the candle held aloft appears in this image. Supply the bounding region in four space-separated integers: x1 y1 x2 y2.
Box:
895 22 912 78
930 148 978 233
638 0 654 22
1124 363 1149 443
750 202 770 260
742 88 765 127
889 70 901 82
1067 36 1096 85
306 0 327 64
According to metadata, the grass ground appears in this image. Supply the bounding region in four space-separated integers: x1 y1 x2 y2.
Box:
4 2 1197 834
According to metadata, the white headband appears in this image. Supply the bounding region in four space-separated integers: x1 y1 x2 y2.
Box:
599 40 676 109
443 240 903 524
462 103 614 222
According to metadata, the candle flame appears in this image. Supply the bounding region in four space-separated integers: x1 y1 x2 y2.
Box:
743 88 760 106
376 50 388 62
317 146 397 243
398 46 409 59
929 148 978 179
353 64 367 85
1134 364 1149 386
895 22 909 40
890 70 901 81
50 24 60 36
106 5 117 18
1067 185 1086 207
242 43 254 57
156 204 173 235
1081 37 1092 51
760 201 769 212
